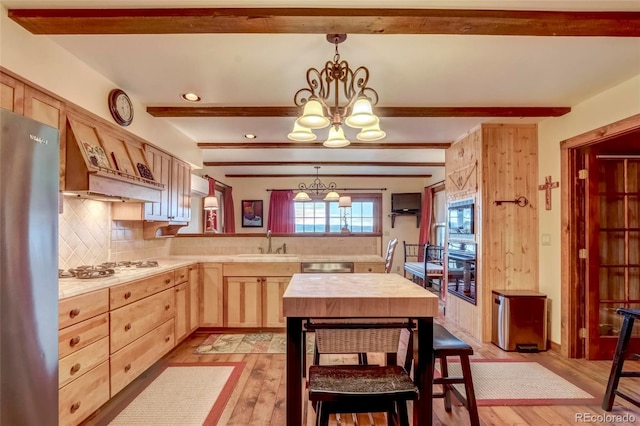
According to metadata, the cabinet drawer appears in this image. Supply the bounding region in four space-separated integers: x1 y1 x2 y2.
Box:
58 360 109 426
223 262 299 277
59 313 109 359
110 319 175 396
59 336 109 388
110 271 174 310
353 263 385 273
110 288 174 353
59 289 109 329
174 266 190 284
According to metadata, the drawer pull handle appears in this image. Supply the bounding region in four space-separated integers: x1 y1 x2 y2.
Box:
124 323 131 331
70 363 81 375
69 336 80 347
188 266 194 271
70 402 81 414
165 304 171 310
69 308 80 318
180 275 185 279
124 291 132 299
165 336 170 342
165 278 171 284
124 363 131 372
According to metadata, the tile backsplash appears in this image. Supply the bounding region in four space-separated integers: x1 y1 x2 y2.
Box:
59 198 379 270
59 197 110 269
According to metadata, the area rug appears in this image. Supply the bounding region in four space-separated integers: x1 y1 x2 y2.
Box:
195 332 315 354
439 360 600 406
109 362 244 425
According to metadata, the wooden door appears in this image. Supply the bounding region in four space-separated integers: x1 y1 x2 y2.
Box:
188 264 200 332
144 145 171 220
201 264 223 327
262 277 290 328
224 277 262 328
169 157 191 222
174 282 189 343
586 152 640 359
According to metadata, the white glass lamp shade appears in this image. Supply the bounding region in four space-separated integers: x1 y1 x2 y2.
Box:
288 123 317 142
296 99 330 129
338 196 352 208
323 191 340 201
344 98 377 128
356 118 386 141
323 126 351 148
293 191 312 202
203 196 219 210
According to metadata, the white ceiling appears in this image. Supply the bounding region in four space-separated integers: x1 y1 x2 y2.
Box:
4 0 640 177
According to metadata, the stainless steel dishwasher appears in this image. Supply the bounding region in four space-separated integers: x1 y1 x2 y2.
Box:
300 262 354 273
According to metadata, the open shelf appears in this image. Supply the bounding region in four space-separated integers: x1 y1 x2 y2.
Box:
389 212 420 228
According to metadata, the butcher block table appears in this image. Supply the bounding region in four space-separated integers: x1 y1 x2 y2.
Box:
283 273 440 426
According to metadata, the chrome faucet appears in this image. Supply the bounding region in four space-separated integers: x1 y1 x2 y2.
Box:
266 230 273 254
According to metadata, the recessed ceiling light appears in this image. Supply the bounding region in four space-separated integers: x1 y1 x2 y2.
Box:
244 134 257 139
180 92 201 102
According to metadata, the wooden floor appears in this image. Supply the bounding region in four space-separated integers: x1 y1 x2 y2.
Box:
159 314 640 426
93 312 640 426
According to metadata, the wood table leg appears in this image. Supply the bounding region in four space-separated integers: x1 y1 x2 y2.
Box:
415 317 434 426
287 317 303 425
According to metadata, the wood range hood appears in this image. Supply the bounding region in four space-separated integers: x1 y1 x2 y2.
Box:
63 113 164 203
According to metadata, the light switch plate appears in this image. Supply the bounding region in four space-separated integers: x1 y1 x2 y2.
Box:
541 233 551 245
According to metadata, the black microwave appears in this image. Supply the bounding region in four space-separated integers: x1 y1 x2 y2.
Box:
447 198 475 236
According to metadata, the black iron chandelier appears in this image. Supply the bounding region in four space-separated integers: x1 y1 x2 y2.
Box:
288 34 385 147
293 166 340 202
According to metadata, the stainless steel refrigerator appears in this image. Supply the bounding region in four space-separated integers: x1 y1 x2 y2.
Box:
1 109 59 424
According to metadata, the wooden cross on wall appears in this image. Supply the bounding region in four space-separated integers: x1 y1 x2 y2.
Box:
538 175 559 210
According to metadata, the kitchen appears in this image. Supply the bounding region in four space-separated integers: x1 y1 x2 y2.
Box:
2 1 640 425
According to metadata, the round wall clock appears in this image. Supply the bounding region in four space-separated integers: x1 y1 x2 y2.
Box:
108 89 134 126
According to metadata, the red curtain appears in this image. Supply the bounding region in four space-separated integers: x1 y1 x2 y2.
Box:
418 187 434 261
267 190 295 233
223 187 236 234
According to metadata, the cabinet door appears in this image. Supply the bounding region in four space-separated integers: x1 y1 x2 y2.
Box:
201 264 223 327
188 264 200 331
24 85 65 130
0 73 24 113
174 282 189 343
170 157 191 222
144 145 171 220
224 277 262 328
262 276 290 328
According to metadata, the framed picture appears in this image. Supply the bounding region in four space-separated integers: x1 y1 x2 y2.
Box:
242 200 263 228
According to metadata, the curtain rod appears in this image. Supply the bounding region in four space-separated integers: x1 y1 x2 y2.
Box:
266 188 387 192
425 180 445 189
203 175 231 189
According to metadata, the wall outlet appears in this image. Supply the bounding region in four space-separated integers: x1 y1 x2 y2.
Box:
541 234 551 245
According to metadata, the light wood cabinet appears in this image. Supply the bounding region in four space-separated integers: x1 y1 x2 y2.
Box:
109 271 174 310
110 319 175 396
58 361 110 426
188 264 200 331
174 282 189 342
58 289 110 426
354 262 385 273
144 145 191 223
0 72 25 113
224 276 263 328
262 276 291 328
201 263 224 327
110 288 174 353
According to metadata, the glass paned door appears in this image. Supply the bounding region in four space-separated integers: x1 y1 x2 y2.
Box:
586 154 640 359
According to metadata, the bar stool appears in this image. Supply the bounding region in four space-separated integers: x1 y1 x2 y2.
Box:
602 308 640 410
432 323 480 426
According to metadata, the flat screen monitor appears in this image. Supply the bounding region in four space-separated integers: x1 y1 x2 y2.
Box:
391 192 421 214
448 199 475 236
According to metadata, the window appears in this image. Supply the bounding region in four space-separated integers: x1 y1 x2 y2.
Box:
294 194 381 234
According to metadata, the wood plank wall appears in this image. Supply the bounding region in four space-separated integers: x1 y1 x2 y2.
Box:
445 124 539 342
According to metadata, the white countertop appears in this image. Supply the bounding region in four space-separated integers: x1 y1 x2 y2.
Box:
58 254 385 299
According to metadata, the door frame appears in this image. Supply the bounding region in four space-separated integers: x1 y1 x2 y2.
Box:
560 113 640 357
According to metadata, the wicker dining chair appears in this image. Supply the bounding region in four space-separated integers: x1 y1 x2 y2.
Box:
307 319 417 426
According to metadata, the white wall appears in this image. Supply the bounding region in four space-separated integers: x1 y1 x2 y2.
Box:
538 73 640 344
0 7 202 168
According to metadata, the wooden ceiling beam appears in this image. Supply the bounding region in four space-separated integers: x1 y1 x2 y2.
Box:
204 161 444 167
148 106 570 118
9 8 640 37
197 142 452 149
226 174 433 178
